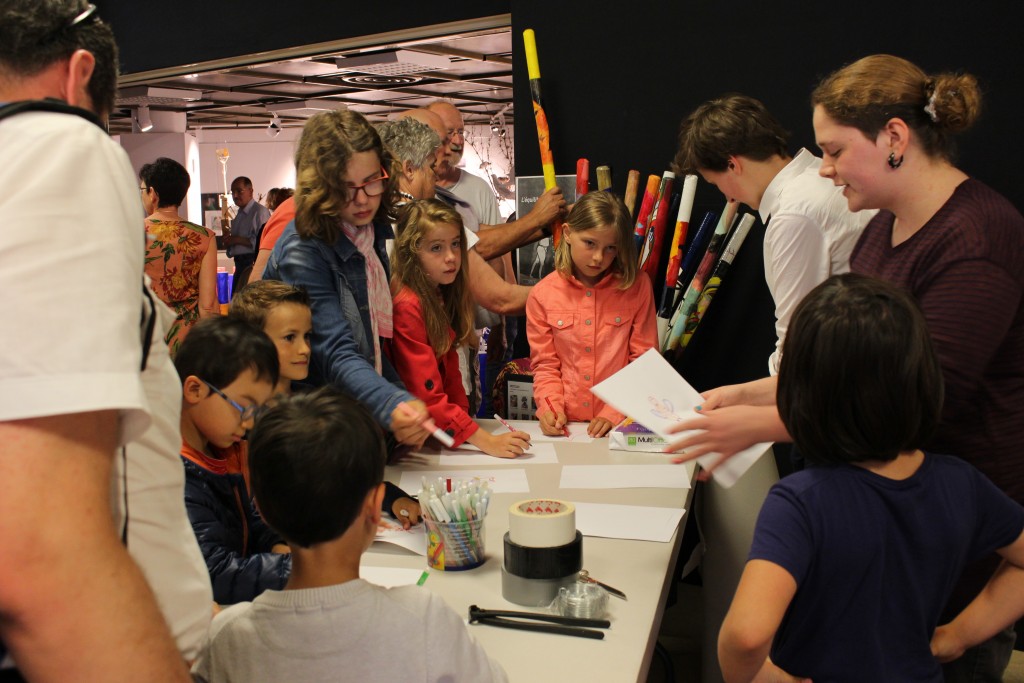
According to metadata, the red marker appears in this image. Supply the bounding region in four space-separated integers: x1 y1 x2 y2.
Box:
544 397 570 438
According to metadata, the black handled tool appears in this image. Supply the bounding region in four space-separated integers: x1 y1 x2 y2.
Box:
468 605 610 640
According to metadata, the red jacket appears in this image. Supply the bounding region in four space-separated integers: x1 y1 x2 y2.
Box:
387 287 479 446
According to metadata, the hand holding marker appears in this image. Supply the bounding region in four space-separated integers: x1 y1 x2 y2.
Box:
398 401 454 447
545 397 570 438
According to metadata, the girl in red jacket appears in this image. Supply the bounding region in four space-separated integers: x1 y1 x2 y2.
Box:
527 191 658 438
388 199 530 458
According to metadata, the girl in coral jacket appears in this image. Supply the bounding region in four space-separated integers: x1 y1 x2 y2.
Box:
387 199 531 458
527 191 658 438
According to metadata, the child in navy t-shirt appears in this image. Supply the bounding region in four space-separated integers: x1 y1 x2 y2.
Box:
718 274 1024 683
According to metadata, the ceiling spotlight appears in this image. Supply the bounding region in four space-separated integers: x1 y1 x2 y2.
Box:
267 112 282 138
490 109 508 137
133 105 153 133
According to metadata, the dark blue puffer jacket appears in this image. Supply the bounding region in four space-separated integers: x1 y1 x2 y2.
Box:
181 458 291 604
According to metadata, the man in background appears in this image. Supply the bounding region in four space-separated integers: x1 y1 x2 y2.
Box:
427 100 521 404
224 175 271 293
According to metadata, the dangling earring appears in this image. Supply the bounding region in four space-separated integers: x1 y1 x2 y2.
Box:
887 151 904 169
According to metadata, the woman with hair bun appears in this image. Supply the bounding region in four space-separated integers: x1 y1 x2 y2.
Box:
812 54 1024 682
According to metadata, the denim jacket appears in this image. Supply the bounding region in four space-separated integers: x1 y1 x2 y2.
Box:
264 219 411 426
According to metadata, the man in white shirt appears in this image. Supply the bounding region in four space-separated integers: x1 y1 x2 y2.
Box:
667 94 875 471
675 94 874 379
0 3 198 680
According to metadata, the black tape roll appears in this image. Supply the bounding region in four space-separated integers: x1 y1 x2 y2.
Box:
503 531 583 580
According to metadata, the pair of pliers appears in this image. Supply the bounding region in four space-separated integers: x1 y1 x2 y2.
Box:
468 605 610 640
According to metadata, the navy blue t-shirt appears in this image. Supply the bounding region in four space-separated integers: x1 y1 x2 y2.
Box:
749 453 1024 682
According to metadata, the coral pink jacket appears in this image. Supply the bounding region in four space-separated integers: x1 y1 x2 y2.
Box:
526 270 657 424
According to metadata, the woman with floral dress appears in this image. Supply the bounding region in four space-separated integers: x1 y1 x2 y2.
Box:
142 157 219 355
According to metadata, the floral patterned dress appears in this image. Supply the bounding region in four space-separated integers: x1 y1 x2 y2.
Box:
144 218 215 355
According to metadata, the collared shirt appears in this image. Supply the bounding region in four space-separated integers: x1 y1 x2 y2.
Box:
526 270 658 423
227 200 271 258
758 148 875 374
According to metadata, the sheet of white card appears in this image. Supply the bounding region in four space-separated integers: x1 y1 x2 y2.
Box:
359 565 425 588
374 519 426 555
559 464 691 490
398 468 531 494
590 348 773 487
501 420 594 443
572 502 685 543
431 441 558 465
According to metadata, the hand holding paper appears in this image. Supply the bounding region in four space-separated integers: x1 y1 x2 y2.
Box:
663 403 787 476
590 349 773 487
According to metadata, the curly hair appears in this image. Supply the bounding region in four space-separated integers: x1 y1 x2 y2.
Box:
812 54 982 162
390 199 474 357
377 117 440 172
293 109 398 244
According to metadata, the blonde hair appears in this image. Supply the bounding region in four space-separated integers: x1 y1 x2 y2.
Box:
812 54 981 161
293 109 399 244
554 191 637 289
391 200 474 357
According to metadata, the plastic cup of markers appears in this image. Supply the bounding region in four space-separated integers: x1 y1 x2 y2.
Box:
425 518 485 571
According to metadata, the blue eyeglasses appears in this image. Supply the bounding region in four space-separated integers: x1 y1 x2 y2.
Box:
201 379 261 422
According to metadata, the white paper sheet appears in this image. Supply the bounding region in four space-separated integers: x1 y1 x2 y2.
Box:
499 419 594 443
590 348 773 487
559 464 692 490
431 441 559 465
374 518 427 555
398 468 531 494
359 565 427 588
572 502 685 543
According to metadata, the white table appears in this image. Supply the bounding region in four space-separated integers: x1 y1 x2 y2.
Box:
364 423 696 682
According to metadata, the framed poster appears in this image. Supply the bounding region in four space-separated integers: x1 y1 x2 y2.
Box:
514 175 577 286
506 377 536 421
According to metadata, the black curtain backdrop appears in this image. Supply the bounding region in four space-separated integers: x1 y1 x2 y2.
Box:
510 1 1022 390
98 1 1022 391
95 1 511 75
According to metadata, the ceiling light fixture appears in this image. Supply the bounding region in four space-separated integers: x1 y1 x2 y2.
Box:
117 85 202 105
490 104 510 138
133 105 153 133
267 112 282 138
334 50 450 77
266 99 348 117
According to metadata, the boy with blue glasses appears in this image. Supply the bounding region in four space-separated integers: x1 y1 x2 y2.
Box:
174 316 291 605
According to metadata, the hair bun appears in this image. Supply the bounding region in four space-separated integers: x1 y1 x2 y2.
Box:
927 73 981 133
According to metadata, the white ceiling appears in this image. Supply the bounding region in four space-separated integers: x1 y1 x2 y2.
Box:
110 25 514 135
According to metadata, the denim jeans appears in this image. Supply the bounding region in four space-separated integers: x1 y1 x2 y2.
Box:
941 624 1016 683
